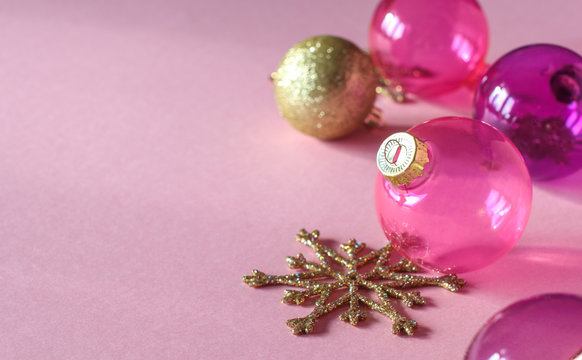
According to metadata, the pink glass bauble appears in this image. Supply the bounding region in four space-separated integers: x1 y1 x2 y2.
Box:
474 44 582 180
369 0 489 97
466 293 582 360
375 117 532 273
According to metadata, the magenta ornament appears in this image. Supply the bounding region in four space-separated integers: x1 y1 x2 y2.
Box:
474 44 582 180
375 117 532 274
465 293 582 360
369 0 489 97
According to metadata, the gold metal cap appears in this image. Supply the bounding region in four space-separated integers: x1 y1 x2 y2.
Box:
376 132 429 186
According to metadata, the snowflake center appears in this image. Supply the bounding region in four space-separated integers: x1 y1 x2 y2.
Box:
341 270 364 285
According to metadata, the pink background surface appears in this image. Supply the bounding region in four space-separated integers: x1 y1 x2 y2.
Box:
1 0 581 359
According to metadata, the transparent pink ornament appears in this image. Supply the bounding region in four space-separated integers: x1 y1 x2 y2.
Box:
466 293 582 360
369 0 489 97
375 117 532 273
474 44 582 180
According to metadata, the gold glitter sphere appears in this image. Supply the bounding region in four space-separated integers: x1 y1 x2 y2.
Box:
273 35 378 140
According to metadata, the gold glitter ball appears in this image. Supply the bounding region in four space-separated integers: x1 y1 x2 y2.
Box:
273 35 378 140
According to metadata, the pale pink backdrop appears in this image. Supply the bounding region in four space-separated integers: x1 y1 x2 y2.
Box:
1 0 581 359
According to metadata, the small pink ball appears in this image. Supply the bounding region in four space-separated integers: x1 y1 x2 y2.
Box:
369 0 489 97
474 44 582 180
375 117 532 273
466 294 582 359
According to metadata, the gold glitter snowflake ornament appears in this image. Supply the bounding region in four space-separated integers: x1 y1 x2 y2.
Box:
242 229 465 336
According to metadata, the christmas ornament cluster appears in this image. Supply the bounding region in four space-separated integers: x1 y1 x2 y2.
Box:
245 0 582 352
273 0 582 181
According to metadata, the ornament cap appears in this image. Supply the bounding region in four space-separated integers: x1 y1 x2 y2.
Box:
376 132 429 186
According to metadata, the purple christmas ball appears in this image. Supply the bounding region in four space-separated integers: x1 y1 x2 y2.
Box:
474 44 582 180
465 293 582 359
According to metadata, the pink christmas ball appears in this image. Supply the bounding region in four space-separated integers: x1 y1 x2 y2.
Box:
474 44 582 180
369 0 489 97
466 293 582 360
375 117 532 273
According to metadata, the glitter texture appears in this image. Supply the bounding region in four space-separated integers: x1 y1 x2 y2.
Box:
243 229 465 336
273 36 378 139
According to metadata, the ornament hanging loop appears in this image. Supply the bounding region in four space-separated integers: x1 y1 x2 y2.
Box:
376 77 407 103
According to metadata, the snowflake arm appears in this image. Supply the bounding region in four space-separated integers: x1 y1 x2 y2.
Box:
295 229 351 269
382 272 466 292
